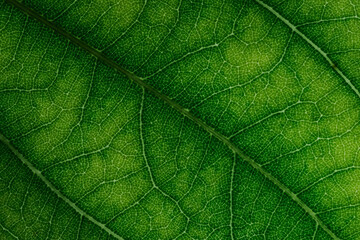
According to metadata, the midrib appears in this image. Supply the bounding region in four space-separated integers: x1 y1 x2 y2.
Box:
3 0 340 239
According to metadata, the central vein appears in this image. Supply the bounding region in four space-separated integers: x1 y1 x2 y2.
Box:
4 0 340 239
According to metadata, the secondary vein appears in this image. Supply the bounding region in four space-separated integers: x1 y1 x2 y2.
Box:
0 133 124 240
254 0 360 100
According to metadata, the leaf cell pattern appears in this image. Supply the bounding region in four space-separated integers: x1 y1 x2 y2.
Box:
1 0 360 239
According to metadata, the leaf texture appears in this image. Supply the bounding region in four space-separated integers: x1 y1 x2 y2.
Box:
1 0 360 239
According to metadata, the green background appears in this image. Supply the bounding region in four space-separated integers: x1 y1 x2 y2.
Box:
1 0 360 239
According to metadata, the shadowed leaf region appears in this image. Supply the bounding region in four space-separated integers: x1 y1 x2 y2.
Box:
1 0 360 239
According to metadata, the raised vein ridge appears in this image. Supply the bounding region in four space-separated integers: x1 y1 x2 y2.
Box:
4 0 340 239
0 133 124 240
254 0 360 99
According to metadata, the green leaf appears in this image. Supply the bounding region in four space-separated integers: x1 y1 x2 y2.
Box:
1 0 360 239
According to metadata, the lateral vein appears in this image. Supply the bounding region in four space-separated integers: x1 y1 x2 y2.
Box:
0 133 124 240
254 0 360 100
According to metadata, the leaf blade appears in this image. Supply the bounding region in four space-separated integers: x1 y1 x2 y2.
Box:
1 0 360 239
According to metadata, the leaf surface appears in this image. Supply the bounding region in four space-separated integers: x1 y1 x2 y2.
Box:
1 0 360 239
